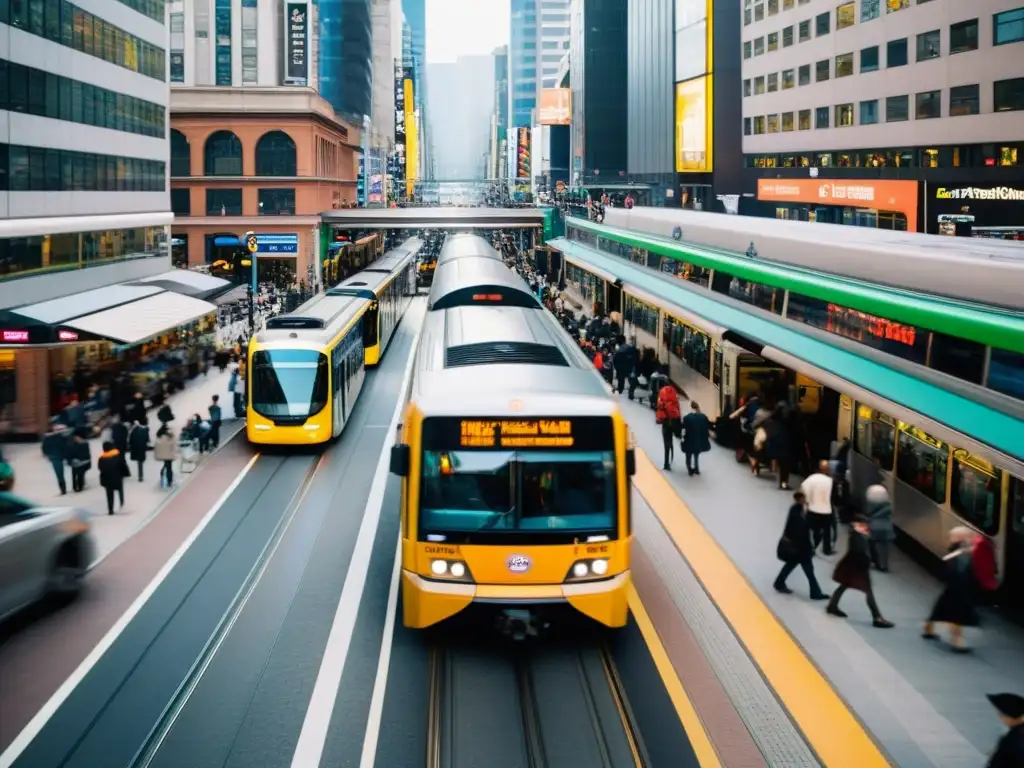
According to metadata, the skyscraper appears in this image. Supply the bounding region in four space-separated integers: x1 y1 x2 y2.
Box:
493 46 510 178
538 0 571 88
318 0 373 122
428 56 495 180
510 0 538 127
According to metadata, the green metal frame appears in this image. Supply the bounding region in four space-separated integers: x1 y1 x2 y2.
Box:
564 218 1024 355
551 238 1022 462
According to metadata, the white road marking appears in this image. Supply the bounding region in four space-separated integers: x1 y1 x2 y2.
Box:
0 453 261 768
289 305 423 768
358 535 403 768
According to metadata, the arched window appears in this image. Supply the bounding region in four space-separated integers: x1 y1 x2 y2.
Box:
170 130 191 177
254 130 297 176
204 130 243 176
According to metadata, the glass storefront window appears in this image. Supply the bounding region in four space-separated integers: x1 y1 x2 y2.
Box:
988 348 1024 400
854 405 897 470
0 226 165 280
950 454 1001 536
896 424 948 503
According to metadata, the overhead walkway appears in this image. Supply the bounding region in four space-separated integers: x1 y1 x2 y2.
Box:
320 206 548 230
548 237 1024 475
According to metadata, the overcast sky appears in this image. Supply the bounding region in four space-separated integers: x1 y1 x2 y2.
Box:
425 0 510 63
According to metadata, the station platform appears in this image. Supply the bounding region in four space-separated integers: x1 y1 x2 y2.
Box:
617 385 1024 767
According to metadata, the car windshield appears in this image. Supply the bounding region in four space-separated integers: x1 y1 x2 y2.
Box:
419 450 617 535
250 349 329 418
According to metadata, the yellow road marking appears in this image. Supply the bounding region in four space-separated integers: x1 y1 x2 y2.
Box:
633 449 890 767
628 585 722 768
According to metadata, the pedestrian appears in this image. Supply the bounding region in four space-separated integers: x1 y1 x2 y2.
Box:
127 392 147 424
984 692 1024 767
773 491 829 600
69 432 92 492
655 380 682 471
109 414 129 455
128 418 151 481
97 440 128 515
864 484 895 571
153 424 178 488
680 401 712 477
800 460 836 555
208 394 222 449
826 517 894 628
41 420 69 495
923 526 980 653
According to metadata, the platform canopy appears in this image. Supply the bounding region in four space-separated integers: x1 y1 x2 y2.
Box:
320 207 547 230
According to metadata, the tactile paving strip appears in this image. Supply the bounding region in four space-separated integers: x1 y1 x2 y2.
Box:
633 491 822 767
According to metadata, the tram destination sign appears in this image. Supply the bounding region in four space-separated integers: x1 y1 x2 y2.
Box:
422 416 614 451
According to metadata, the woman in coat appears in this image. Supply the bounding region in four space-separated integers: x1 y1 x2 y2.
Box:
680 401 712 477
774 491 829 600
97 441 128 515
68 432 92 492
127 419 151 482
655 379 682 471
864 484 896 571
923 526 979 652
153 425 179 488
826 517 894 628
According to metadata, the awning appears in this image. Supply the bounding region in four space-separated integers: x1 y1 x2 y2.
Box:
136 269 233 300
214 285 248 305
63 292 217 344
214 236 240 247
12 285 164 325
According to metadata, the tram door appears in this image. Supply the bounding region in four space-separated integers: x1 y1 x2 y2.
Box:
1003 478 1024 619
606 282 622 317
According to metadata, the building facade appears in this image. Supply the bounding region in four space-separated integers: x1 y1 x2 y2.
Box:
1 0 180 434
370 0 396 151
742 0 1024 233
538 0 571 88
510 0 539 128
318 0 372 122
493 46 510 179
170 87 359 280
426 57 494 180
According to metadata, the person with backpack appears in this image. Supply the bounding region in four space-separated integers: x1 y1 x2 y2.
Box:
208 395 223 449
655 381 682 471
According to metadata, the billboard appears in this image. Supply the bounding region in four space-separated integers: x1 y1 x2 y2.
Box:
675 75 713 173
538 88 572 125
516 127 531 179
283 1 309 85
404 78 417 190
393 60 406 189
757 178 919 232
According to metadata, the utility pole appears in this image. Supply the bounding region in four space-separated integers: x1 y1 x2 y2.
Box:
244 231 258 334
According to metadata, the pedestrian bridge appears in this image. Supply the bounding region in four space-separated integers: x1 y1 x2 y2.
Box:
320 207 548 230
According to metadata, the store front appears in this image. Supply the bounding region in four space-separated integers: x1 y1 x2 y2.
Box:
0 284 221 437
756 178 919 233
926 183 1024 240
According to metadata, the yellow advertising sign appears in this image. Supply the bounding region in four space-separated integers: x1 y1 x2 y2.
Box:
675 75 713 173
404 79 417 195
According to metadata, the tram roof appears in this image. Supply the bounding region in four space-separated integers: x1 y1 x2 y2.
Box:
328 239 421 296
435 233 503 267
552 237 1024 475
428 256 540 311
320 206 547 229
256 292 364 347
563 217 1024 353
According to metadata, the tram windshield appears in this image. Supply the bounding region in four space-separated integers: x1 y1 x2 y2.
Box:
419 449 617 536
251 349 329 418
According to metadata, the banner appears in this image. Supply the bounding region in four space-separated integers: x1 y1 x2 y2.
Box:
404 78 417 189
283 1 309 85
538 88 572 125
675 75 713 173
516 127 531 180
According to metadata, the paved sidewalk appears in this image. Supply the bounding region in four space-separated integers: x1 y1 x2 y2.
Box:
615 386 1024 767
5 369 244 564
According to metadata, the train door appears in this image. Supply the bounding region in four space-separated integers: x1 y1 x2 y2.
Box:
1003 477 1024 618
606 282 622 317
332 346 344 435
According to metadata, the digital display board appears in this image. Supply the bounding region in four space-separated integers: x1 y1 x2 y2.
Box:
423 416 614 451
675 75 713 173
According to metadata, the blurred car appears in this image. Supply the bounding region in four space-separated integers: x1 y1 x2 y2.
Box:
0 492 94 622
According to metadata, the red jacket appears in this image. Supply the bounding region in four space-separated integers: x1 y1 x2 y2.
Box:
972 534 998 591
656 385 681 422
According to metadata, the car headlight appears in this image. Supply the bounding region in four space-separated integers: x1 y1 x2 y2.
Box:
428 559 473 582
564 558 611 582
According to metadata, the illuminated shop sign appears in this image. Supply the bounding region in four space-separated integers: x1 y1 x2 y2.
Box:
58 330 79 341
827 304 916 347
1 330 28 343
936 186 1024 201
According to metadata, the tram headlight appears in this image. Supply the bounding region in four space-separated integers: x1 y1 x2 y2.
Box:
427 559 473 582
564 558 612 582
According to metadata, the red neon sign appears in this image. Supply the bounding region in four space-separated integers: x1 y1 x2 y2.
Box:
2 330 29 343
58 330 79 342
826 304 917 347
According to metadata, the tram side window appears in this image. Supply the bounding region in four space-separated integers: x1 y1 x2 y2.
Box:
711 270 782 314
928 331 985 385
625 296 658 337
987 348 1024 401
1012 478 1024 537
896 426 948 503
950 457 1001 536
854 406 897 470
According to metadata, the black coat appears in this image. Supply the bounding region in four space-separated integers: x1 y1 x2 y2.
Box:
110 422 129 454
41 431 69 461
988 724 1024 768
929 548 980 627
128 399 147 424
832 529 873 592
778 504 814 562
97 450 128 490
681 412 712 454
128 424 151 462
69 440 92 470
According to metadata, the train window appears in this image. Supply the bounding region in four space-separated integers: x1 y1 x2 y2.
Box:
896 424 948 503
250 349 329 418
712 346 723 388
950 454 1001 536
928 332 985 385
854 405 897 470
420 450 514 532
624 295 658 337
1012 478 1024 535
987 348 1024 401
711 271 783 314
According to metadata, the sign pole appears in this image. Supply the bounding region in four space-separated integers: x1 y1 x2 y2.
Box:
244 231 258 335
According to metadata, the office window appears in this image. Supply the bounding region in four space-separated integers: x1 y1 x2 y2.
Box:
258 188 295 215
755 76 766 94
994 78 1024 111
782 112 794 131
784 0 794 8
887 0 909 12
254 131 297 176
862 0 879 20
886 94 909 121
993 8 1024 45
860 45 879 72
768 31 779 50
744 79 752 97
768 72 778 91
754 116 766 134
0 143 164 191
887 37 908 66
206 188 242 215
241 0 257 84
767 114 779 132
837 2 855 28
744 7 752 24
798 63 811 85
949 84 980 116
815 59 830 81
860 99 879 123
170 188 190 216
799 19 810 40
783 25 794 45
798 109 811 129
816 11 830 34
815 106 829 127
744 117 752 135
782 68 795 88
744 40 752 58
835 103 854 126
916 29 940 60
755 2 764 20
949 19 978 53
835 52 853 76
754 37 765 55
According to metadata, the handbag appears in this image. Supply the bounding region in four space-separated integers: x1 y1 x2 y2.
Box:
776 536 798 562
